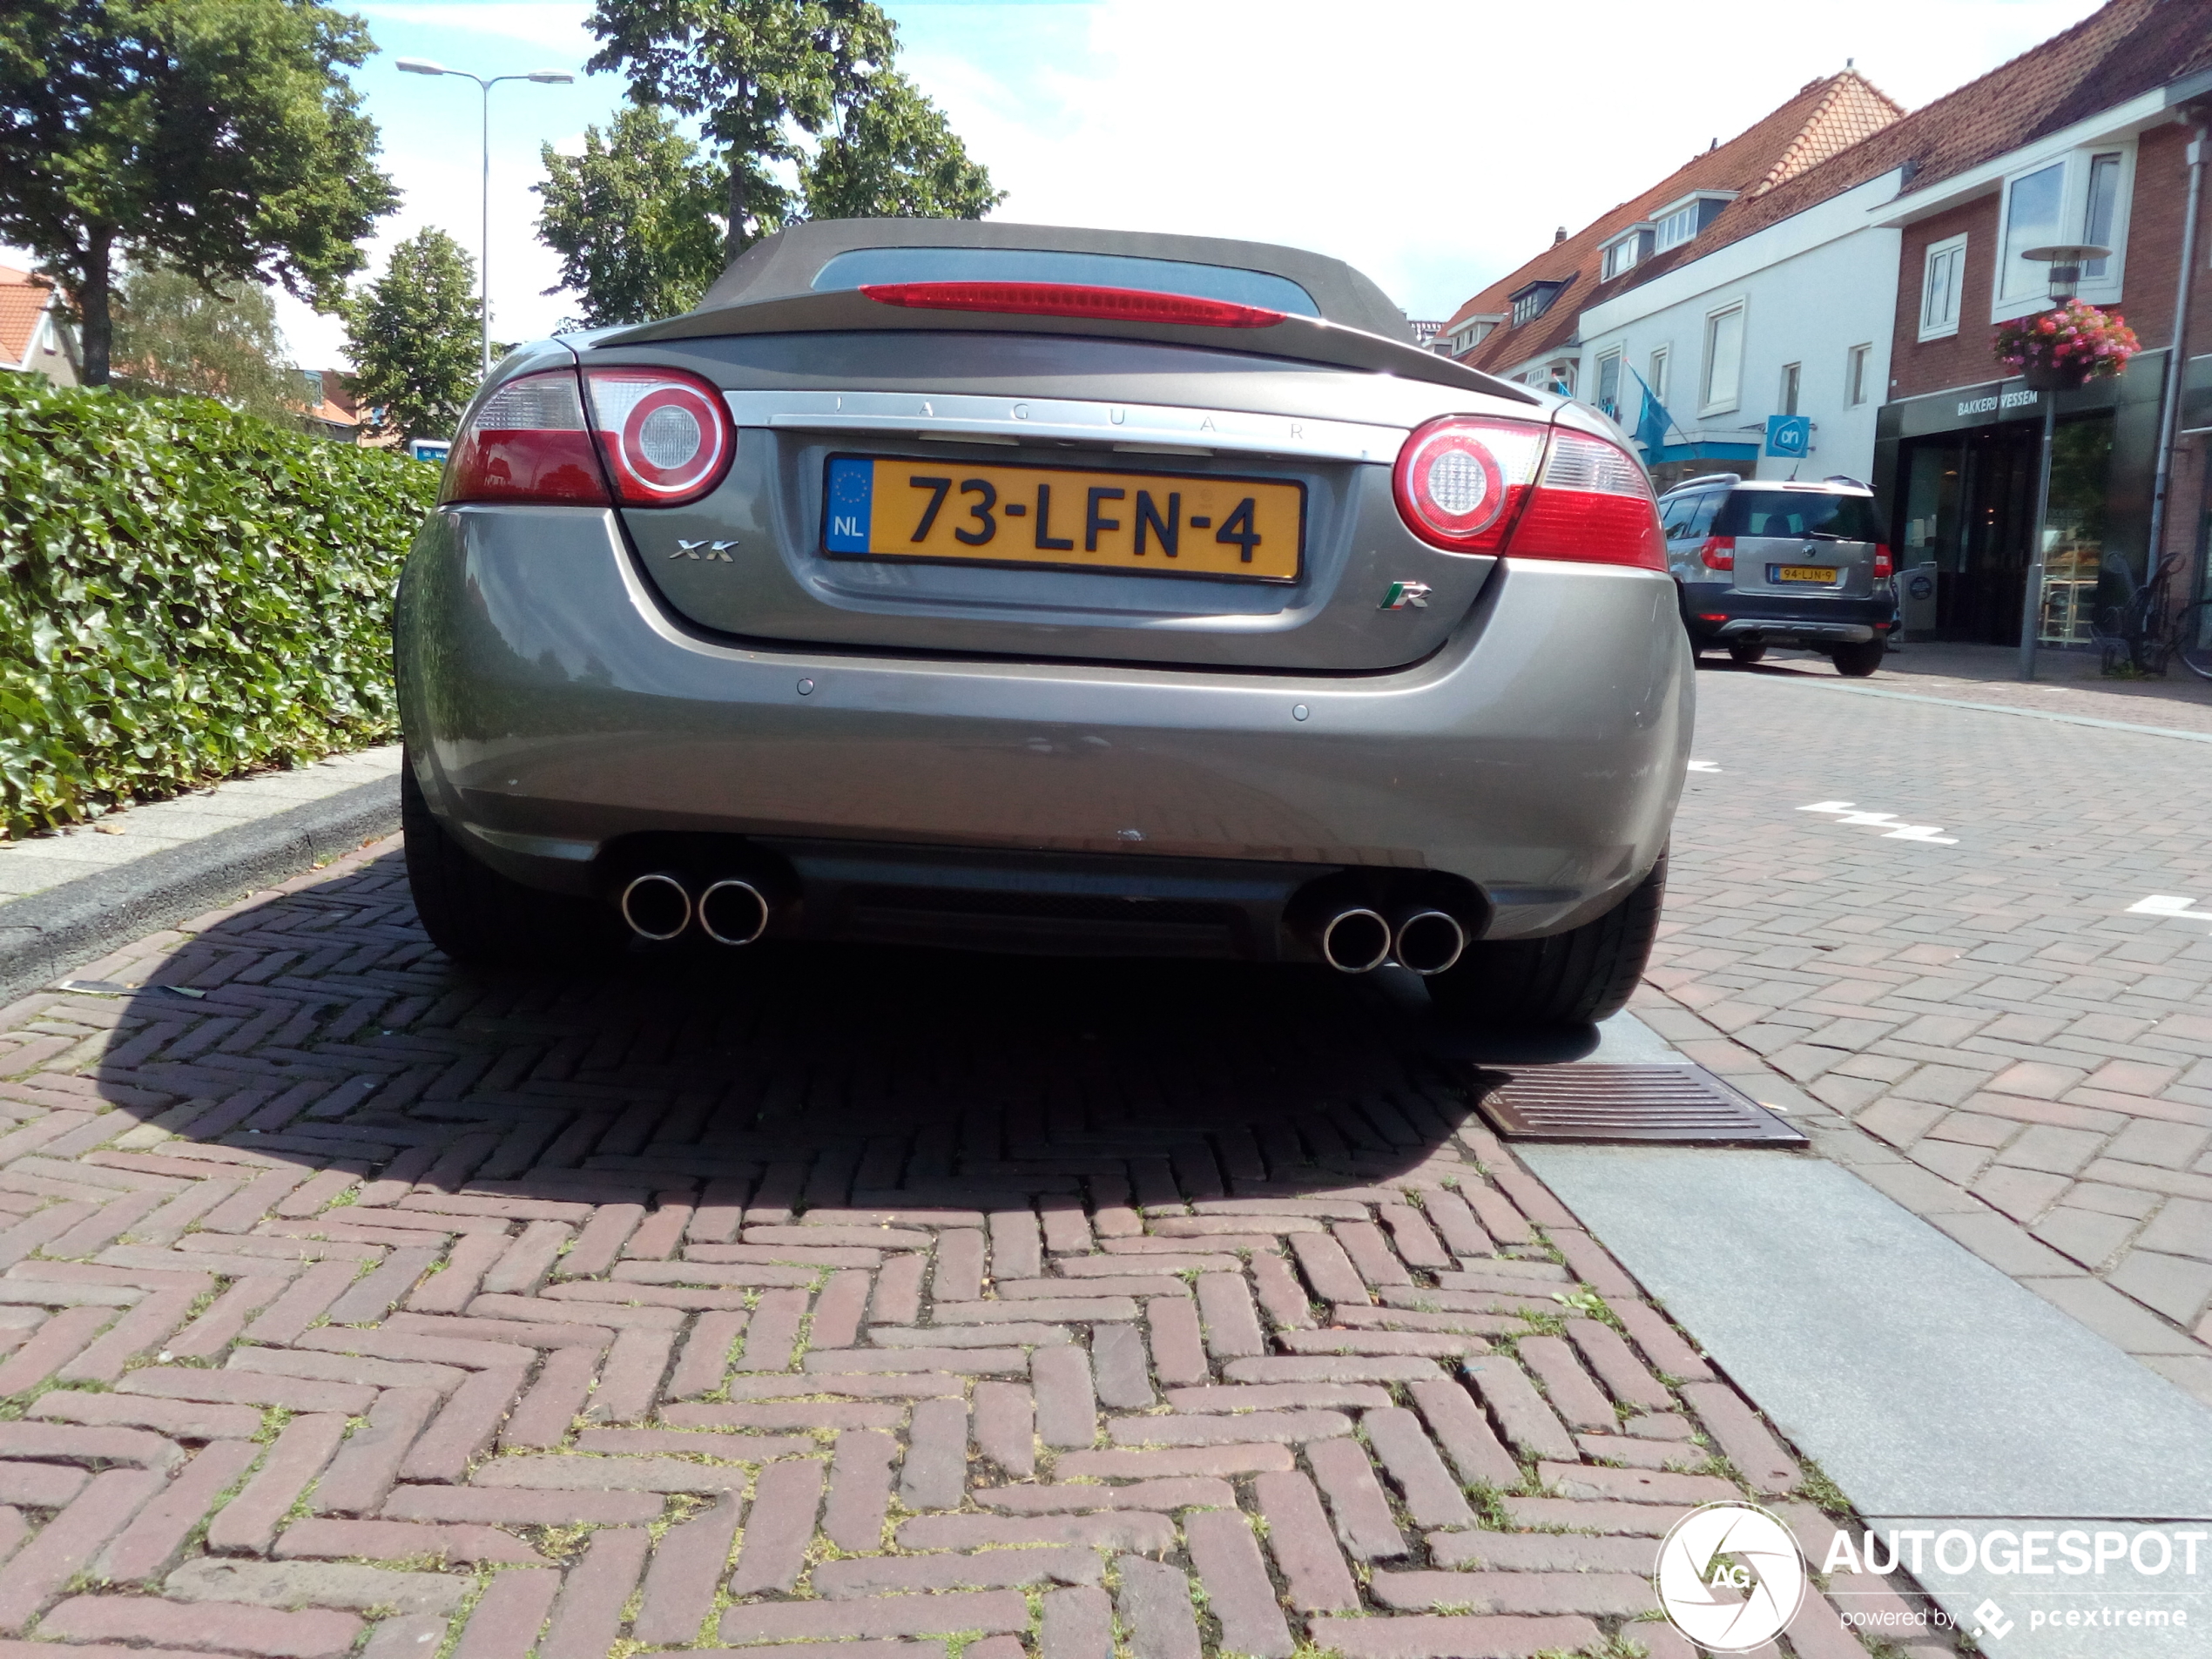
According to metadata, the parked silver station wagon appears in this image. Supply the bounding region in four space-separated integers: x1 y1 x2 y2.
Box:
395 220 1691 1028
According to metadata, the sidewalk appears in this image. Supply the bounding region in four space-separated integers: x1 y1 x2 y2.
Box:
1761 638 2212 736
0 746 403 902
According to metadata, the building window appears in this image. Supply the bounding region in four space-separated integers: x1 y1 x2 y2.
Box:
1846 343 1872 407
2000 162 2066 306
1595 351 1622 418
2083 151 2121 278
1510 284 1561 327
1649 347 1669 403
1779 362 1800 417
1993 145 2134 318
1546 362 1575 397
1656 204 1698 252
1919 234 1966 340
1702 303 1744 413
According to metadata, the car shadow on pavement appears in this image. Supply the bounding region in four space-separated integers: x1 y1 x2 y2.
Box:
84 842 1600 1211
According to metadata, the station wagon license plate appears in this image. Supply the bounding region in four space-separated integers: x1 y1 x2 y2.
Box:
1771 565 1839 584
822 455 1304 583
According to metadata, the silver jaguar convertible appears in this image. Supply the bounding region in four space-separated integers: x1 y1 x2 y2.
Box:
395 219 1690 1028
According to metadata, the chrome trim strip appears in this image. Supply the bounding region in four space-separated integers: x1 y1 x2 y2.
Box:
723 388 1406 463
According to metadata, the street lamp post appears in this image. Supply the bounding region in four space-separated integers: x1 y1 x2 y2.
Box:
395 59 575 378
2014 243 2112 682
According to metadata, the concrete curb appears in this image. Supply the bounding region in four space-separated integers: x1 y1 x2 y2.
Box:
0 775 401 1005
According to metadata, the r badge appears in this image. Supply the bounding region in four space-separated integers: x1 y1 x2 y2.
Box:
1381 581 1432 610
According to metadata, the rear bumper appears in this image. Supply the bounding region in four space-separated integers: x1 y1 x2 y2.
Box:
1680 583 1893 646
395 506 1693 944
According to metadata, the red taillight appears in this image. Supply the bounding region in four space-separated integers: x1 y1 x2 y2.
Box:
1504 429 1665 570
1390 416 1548 552
1699 536 1736 571
860 281 1285 330
582 368 734 506
442 370 610 505
1873 544 1893 579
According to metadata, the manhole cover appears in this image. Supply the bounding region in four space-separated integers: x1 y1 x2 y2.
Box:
1472 1063 1808 1146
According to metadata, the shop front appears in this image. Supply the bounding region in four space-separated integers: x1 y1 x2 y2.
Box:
1871 352 2163 646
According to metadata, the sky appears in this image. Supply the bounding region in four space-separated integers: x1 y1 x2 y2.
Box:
13 0 2111 370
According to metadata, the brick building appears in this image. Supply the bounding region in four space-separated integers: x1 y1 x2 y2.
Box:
1866 0 2212 646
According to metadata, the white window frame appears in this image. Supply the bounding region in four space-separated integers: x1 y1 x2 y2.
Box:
1778 361 1801 418
1845 342 1873 407
1648 347 1669 404
1700 300 1747 417
1989 141 2134 324
1593 347 1624 418
1919 233 1967 341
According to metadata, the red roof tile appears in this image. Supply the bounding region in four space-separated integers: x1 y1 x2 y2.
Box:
1614 0 2212 300
0 266 58 368
1445 71 1904 374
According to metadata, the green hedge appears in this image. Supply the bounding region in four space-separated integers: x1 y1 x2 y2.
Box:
0 373 439 838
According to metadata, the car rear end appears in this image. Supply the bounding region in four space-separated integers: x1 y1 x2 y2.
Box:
1667 480 1894 665
395 222 1690 974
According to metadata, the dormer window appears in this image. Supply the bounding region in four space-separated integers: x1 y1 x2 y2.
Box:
1509 280 1565 327
1601 226 1655 280
1652 192 1738 253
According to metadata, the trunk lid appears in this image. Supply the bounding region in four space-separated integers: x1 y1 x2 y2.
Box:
585 331 1533 673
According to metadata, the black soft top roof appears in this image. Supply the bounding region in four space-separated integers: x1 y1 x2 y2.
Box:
697 219 1417 340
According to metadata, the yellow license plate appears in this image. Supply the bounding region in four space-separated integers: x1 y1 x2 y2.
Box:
823 455 1304 583
1775 565 1838 583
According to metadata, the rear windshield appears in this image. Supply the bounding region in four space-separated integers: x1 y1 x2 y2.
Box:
1714 489 1883 541
811 246 1322 317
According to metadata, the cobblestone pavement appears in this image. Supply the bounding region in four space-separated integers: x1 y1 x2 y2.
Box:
0 836 1945 1659
1646 661 2212 1405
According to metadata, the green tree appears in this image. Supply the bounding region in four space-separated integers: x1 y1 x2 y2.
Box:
536 105 730 328
111 263 311 428
583 0 997 264
0 0 398 387
344 228 480 442
800 70 999 223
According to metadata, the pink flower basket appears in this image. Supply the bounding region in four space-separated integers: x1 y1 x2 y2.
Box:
1993 300 2141 391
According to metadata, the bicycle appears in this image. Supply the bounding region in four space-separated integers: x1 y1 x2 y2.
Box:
2091 553 2212 681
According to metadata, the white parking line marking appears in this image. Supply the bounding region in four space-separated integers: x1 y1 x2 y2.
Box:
2127 894 2212 927
1797 801 1959 846
1687 759 1722 772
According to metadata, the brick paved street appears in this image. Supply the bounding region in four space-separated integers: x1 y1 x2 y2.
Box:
0 827 1946 1659
1646 658 2212 1404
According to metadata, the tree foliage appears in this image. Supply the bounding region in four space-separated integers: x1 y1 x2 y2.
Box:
344 228 481 442
0 0 398 386
801 71 998 223
111 263 310 428
537 105 730 329
0 370 435 837
583 0 1000 269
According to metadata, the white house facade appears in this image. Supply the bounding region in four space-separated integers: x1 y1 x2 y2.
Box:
1573 169 1905 492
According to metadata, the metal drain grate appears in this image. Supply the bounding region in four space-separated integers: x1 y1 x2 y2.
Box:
1472 1063 1808 1145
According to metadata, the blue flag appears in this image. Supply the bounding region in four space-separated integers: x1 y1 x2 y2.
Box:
1629 367 1677 455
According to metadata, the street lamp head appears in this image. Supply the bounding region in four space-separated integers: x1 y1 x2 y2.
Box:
2021 243 2113 302
527 70 577 83
395 57 448 75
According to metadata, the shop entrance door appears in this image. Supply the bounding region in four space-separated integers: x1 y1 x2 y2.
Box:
1899 423 2036 644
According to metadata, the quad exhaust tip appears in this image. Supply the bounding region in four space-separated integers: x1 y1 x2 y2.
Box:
1393 908 1467 976
620 872 691 942
698 879 769 947
1319 907 1393 974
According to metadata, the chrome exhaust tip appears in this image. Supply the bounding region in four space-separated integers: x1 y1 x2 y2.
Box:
619 872 691 941
698 878 769 947
1393 908 1467 975
1319 907 1393 974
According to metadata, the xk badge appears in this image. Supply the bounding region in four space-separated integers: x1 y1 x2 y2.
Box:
673 539 738 561
1381 581 1432 610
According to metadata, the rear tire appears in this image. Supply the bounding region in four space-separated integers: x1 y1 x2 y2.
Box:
1427 853 1667 1030
401 752 617 968
1830 641 1885 678
1727 641 1767 664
